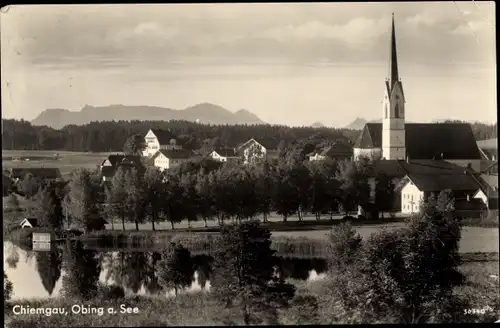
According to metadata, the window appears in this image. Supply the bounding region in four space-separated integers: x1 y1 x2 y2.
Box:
385 104 388 118
395 103 399 118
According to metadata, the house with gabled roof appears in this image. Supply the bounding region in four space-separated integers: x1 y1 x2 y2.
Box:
234 138 279 164
206 147 241 163
99 154 142 182
398 160 482 214
353 14 482 172
143 128 182 157
150 149 195 171
308 141 353 161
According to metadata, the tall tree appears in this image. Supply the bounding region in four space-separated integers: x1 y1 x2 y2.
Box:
123 168 147 231
67 169 100 233
108 167 128 231
35 184 64 230
163 174 185 230
123 133 146 156
143 167 166 230
336 159 370 215
19 173 41 199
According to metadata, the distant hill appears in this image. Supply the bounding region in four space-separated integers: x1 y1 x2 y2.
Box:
31 103 267 129
344 118 380 130
311 122 325 128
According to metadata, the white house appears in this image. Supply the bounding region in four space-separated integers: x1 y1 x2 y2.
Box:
143 129 182 157
399 161 482 214
207 148 240 163
150 149 193 171
235 139 268 164
400 179 425 214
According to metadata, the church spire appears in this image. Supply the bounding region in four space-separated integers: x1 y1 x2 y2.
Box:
389 13 399 91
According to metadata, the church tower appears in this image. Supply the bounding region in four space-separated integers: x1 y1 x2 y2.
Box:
382 14 406 160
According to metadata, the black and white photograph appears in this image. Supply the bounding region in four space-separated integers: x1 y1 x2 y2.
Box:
1 2 498 326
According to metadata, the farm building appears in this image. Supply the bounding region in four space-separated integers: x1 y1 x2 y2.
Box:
100 154 142 182
398 160 481 214
206 147 240 163
150 149 194 171
20 218 38 229
143 129 183 157
234 138 279 164
308 141 353 161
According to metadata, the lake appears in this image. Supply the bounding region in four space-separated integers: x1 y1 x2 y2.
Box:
3 241 327 300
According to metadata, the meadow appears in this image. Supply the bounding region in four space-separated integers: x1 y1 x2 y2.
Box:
2 150 114 177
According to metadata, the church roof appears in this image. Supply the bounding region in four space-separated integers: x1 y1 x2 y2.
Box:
354 123 481 160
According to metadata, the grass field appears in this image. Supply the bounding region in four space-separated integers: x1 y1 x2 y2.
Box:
2 150 114 176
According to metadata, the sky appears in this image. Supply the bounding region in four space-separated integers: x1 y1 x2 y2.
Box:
0 2 496 127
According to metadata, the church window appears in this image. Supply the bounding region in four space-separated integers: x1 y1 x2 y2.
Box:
395 103 400 118
385 104 388 118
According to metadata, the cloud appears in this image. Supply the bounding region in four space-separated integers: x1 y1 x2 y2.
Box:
450 19 493 35
258 18 388 46
405 13 438 26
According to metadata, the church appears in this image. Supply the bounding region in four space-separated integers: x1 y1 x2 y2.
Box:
353 14 482 171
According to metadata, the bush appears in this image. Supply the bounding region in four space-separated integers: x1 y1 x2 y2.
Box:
326 222 362 270
281 294 320 325
4 271 13 301
322 210 468 324
96 284 125 300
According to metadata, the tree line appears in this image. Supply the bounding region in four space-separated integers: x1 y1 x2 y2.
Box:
1 119 359 152
2 118 496 153
9 155 402 233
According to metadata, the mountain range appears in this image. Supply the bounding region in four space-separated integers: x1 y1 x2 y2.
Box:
31 103 266 129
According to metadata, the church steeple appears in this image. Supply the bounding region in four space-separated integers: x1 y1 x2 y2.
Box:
389 13 399 91
382 13 406 161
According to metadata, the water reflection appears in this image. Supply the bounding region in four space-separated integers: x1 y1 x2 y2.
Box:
3 241 327 300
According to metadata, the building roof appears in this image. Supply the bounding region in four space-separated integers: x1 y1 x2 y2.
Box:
150 129 177 145
321 142 353 157
371 159 407 177
354 123 481 160
477 138 497 150
20 218 38 227
235 138 279 152
103 154 142 167
154 149 194 160
9 168 61 180
400 160 481 192
211 148 238 158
